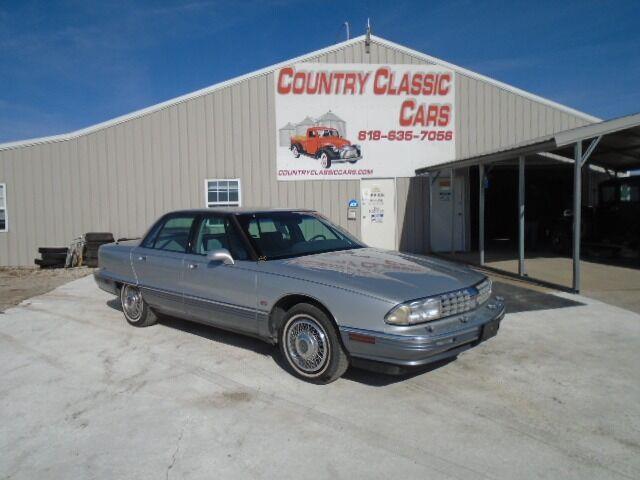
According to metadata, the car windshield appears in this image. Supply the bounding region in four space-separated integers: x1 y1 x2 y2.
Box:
235 212 364 260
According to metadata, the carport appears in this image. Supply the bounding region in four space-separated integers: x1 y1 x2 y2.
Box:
417 112 640 294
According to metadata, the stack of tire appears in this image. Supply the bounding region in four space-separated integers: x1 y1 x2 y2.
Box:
83 232 115 267
34 247 68 269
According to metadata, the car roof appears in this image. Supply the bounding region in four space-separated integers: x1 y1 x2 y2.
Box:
166 207 317 216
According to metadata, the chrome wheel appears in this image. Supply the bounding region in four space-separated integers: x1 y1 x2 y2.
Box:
122 285 143 321
292 145 300 157
284 315 330 376
320 153 329 168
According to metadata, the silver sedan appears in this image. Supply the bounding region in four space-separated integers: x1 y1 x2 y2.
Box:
95 208 505 384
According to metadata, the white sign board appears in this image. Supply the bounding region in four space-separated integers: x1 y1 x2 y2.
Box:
360 178 396 250
275 63 455 181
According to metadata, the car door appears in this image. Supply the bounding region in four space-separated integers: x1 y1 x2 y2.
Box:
132 213 197 317
307 129 319 155
181 214 259 334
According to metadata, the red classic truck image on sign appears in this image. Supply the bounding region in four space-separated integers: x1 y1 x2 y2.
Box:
290 126 362 169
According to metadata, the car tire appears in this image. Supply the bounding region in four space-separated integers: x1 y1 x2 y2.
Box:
279 303 349 384
319 152 332 169
120 284 158 327
291 145 300 158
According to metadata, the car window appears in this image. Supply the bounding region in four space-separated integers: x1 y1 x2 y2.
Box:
193 215 249 260
299 216 339 241
237 212 362 260
152 215 196 252
620 184 639 203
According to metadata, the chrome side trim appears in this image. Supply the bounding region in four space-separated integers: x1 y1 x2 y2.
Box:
140 284 264 316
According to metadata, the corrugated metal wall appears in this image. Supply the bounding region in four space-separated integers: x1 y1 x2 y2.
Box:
0 38 593 266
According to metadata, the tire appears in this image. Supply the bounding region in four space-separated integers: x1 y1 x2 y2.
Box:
319 152 332 169
279 303 349 384
120 284 158 327
348 159 358 164
41 252 68 261
38 247 68 255
291 145 300 158
84 232 114 242
34 258 65 268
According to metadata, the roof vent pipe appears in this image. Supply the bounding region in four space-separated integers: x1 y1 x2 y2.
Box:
365 18 371 54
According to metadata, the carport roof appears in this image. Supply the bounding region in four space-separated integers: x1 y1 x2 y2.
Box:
416 112 640 174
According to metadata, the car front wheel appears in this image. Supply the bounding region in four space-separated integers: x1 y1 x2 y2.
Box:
120 284 158 327
279 303 349 384
291 145 300 158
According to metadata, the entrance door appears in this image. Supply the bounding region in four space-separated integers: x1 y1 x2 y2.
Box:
361 178 397 250
430 172 466 252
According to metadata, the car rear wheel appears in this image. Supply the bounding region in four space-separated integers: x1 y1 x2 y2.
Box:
279 303 349 384
291 145 300 158
120 284 158 327
319 152 331 169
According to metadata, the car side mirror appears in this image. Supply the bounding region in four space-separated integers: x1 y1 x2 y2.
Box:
206 248 235 265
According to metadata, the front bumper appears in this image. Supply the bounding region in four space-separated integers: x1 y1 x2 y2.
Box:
330 146 362 162
340 299 505 372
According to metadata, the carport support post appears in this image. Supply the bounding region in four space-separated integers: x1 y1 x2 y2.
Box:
518 156 525 276
450 168 455 254
573 142 582 293
479 163 485 265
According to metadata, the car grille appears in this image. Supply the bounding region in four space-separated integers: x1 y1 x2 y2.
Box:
439 279 492 317
340 147 359 158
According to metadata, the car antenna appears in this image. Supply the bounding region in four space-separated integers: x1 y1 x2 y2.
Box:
365 18 371 54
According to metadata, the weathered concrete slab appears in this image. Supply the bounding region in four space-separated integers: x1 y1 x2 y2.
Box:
1 276 638 479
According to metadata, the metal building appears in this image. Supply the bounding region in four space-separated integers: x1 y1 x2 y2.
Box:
0 34 597 266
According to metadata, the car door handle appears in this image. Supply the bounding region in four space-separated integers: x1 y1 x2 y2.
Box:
188 263 198 269
137 255 146 261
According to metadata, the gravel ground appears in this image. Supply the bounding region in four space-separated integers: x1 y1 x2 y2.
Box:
0 267 93 312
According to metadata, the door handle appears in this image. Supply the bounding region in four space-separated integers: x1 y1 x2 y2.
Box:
137 255 146 261
188 263 198 269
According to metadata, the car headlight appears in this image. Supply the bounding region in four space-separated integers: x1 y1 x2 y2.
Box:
385 297 442 325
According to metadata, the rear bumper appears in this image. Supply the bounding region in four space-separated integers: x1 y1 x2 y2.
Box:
93 270 119 295
340 300 505 372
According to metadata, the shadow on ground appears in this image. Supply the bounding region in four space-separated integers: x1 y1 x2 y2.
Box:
106 298 453 386
492 281 584 314
105 281 582 386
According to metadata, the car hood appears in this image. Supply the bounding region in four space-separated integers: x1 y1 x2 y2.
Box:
322 138 351 148
265 248 484 303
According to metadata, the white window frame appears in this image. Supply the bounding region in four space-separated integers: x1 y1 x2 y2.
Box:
204 178 242 208
0 183 7 232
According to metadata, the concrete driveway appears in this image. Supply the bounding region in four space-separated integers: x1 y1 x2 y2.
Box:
1 276 639 479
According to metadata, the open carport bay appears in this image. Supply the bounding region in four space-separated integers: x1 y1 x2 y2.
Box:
1 276 639 479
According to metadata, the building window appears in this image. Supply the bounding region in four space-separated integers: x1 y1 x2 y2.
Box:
205 179 241 208
0 183 6 232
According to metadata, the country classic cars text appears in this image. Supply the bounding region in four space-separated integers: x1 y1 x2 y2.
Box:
276 66 452 127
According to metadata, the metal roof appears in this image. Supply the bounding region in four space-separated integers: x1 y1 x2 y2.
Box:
416 112 640 174
0 34 598 152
